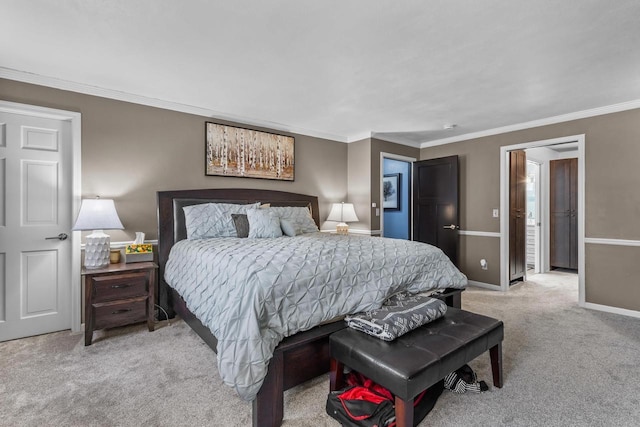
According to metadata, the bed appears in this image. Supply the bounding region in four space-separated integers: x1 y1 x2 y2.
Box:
157 188 467 427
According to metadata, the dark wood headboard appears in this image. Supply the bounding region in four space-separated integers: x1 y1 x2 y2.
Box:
156 188 320 316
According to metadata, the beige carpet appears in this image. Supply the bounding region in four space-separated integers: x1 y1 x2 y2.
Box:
2 271 640 426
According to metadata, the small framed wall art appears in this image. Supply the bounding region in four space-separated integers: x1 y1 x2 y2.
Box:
383 173 401 210
205 122 294 181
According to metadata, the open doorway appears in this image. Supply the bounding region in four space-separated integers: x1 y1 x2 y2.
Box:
380 152 416 240
500 135 585 307
525 143 580 275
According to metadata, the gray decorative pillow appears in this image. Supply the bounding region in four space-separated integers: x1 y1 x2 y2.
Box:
280 218 297 237
269 206 318 234
247 208 283 238
183 202 260 239
231 214 250 238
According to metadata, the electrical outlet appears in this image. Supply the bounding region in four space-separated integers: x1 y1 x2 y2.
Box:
492 209 499 218
480 259 488 270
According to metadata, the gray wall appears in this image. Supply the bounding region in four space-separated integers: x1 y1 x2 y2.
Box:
4 77 638 312
0 78 349 241
347 138 371 232
420 108 640 311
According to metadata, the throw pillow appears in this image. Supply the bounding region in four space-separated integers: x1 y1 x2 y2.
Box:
231 214 250 238
247 208 283 238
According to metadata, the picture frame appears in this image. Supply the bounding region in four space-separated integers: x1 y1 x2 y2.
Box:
205 122 295 181
383 173 401 210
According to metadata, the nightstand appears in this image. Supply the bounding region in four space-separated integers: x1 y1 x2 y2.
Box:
82 261 158 346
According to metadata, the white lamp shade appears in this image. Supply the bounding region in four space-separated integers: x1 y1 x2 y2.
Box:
73 198 124 269
72 199 124 231
327 203 359 223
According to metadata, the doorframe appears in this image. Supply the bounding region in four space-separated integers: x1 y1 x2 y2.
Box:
379 152 416 239
525 158 542 274
0 100 82 332
500 135 585 306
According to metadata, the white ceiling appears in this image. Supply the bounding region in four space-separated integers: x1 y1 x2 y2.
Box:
2 0 640 147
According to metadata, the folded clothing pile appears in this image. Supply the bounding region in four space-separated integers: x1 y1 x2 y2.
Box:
444 364 489 393
345 292 447 341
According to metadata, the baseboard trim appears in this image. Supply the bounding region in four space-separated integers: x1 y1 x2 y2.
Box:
467 280 502 290
583 302 640 319
459 230 501 238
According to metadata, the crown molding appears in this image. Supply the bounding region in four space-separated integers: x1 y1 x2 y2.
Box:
420 98 640 149
346 131 375 143
0 67 351 143
7 67 638 151
369 132 423 147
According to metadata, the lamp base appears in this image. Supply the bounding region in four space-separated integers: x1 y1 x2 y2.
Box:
336 223 349 235
84 230 111 269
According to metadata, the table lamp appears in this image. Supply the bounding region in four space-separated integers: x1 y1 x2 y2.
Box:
72 197 124 269
327 202 359 235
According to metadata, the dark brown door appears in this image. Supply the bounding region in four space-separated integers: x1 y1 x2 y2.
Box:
413 155 459 265
509 150 527 281
550 158 578 269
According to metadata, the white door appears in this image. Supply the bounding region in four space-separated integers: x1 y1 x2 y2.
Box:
0 110 73 341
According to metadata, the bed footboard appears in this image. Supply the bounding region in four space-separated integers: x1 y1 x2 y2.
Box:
253 320 346 427
171 289 345 427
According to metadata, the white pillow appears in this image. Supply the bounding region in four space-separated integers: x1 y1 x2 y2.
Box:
269 206 319 234
183 202 260 239
247 208 283 238
280 219 297 237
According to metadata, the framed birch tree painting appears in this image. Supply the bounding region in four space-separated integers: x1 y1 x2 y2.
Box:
205 122 295 181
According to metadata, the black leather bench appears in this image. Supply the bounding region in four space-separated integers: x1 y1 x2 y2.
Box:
329 308 504 427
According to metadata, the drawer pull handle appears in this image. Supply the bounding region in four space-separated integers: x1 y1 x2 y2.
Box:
111 309 132 315
111 284 131 289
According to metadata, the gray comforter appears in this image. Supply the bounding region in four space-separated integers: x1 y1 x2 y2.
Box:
164 233 467 401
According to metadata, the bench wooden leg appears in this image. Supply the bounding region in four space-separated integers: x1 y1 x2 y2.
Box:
395 396 414 427
489 342 503 388
449 292 462 309
329 358 344 391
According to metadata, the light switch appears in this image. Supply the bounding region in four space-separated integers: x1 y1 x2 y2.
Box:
375 208 380 217
492 209 499 218
372 202 377 208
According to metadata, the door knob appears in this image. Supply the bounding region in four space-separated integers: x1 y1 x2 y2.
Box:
443 224 458 230
45 233 68 241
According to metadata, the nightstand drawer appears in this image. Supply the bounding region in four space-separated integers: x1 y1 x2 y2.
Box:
92 272 149 302
93 297 148 330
